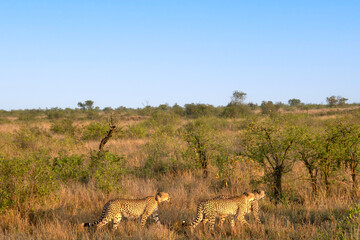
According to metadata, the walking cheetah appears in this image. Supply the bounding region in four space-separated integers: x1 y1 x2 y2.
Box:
84 192 170 229
190 190 265 231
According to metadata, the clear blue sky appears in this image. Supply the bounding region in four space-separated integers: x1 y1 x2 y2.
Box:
1 1 359 110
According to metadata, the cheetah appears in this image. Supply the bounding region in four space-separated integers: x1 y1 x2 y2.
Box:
83 192 170 229
190 190 265 231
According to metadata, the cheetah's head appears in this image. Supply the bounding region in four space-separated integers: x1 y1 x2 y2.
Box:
155 192 170 203
253 190 265 200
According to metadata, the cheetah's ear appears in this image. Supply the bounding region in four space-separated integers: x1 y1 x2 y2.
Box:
155 192 161 201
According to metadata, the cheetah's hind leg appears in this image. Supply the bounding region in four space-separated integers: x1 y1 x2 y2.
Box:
112 214 123 229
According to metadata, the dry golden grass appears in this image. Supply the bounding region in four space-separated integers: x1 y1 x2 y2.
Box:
1 172 356 240
1 116 360 240
0 173 358 240
280 106 360 115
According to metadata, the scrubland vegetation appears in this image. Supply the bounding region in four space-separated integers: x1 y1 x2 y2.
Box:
1 96 360 239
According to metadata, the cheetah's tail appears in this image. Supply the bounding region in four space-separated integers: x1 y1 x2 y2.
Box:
191 203 204 228
83 219 101 228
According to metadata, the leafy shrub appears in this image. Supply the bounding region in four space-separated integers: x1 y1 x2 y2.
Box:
85 110 100 120
143 111 181 134
82 122 109 140
125 123 148 138
46 108 66 119
17 110 41 121
222 104 251 118
184 118 215 177
149 111 180 127
0 153 58 212
336 205 360 239
202 116 231 131
240 117 298 203
13 127 50 150
141 157 171 178
214 150 237 187
138 131 186 178
0 117 11 124
137 106 156 116
89 152 127 193
172 103 185 116
317 205 360 240
184 103 218 118
50 119 75 135
260 101 280 115
52 155 88 183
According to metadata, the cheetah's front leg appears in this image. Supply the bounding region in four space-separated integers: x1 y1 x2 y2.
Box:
218 216 226 228
236 209 250 227
251 201 262 224
208 216 216 231
140 213 150 228
151 211 161 225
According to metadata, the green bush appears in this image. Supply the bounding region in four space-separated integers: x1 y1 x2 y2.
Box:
46 108 66 119
85 110 100 120
317 205 360 240
0 117 11 124
13 127 50 150
148 111 180 127
143 111 181 134
137 106 156 116
82 122 109 140
50 119 75 135
202 116 231 131
52 155 88 183
17 110 42 121
89 152 127 193
172 103 185 116
138 131 186 178
260 101 280 116
336 204 360 239
0 153 58 212
184 118 215 177
214 150 236 187
125 123 148 138
222 104 251 118
184 103 218 118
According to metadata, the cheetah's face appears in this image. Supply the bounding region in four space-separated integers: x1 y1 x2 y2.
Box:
155 192 170 203
254 190 265 200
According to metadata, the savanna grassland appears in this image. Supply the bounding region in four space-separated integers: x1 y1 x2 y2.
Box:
1 102 360 240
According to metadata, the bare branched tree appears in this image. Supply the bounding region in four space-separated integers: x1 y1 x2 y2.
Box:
98 116 117 153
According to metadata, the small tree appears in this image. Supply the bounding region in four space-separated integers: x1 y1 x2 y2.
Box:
230 91 247 105
260 101 279 116
326 95 348 107
337 96 348 107
315 121 343 196
172 103 185 116
336 120 360 197
326 96 338 107
77 100 94 110
184 103 216 118
240 118 297 203
288 98 301 107
296 126 320 196
184 118 214 178
222 91 250 118
98 117 117 153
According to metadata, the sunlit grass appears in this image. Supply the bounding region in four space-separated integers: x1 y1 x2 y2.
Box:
1 110 360 239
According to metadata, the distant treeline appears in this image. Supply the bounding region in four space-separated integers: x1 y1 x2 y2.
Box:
1 93 359 121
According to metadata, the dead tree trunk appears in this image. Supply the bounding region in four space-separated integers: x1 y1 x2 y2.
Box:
99 125 116 153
